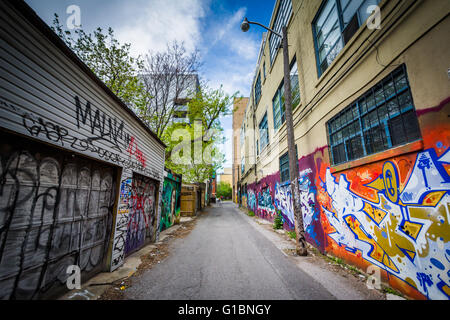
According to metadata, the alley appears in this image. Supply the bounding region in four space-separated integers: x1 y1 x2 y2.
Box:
124 202 335 300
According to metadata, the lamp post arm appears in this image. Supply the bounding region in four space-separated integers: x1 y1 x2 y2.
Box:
247 20 282 38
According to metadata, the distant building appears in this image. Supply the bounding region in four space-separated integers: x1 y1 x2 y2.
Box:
232 97 248 203
218 167 232 186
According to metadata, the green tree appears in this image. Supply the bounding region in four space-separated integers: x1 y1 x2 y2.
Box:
216 181 232 199
163 85 241 183
51 14 149 108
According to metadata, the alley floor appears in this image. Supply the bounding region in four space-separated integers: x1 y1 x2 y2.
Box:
120 202 387 300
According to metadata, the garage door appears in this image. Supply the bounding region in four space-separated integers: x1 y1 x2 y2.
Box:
0 130 117 299
124 173 157 256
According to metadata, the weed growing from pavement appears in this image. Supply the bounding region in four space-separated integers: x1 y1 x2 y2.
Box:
273 211 283 230
381 284 405 298
286 231 296 239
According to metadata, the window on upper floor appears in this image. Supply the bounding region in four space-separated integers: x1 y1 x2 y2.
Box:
327 64 421 166
259 113 269 151
313 0 380 76
263 62 266 80
255 73 262 105
273 58 301 130
290 57 300 109
273 83 285 130
241 157 245 174
269 0 293 65
279 146 298 183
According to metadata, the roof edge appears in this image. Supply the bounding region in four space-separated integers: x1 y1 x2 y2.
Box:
7 0 167 148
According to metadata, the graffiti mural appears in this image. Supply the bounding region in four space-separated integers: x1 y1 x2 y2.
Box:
160 171 182 231
124 174 157 256
321 148 450 300
258 187 276 220
0 132 115 299
273 169 319 233
247 189 257 212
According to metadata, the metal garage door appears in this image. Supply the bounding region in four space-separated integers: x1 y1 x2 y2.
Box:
0 130 117 299
124 173 157 257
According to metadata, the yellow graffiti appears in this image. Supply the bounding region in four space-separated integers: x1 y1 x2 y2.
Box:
344 215 399 273
362 202 388 224
383 162 399 203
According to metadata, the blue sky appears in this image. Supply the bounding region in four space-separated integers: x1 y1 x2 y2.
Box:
25 0 276 171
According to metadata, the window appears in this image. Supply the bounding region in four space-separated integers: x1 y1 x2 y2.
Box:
269 0 293 64
273 58 300 130
259 113 269 150
255 73 262 105
327 65 421 165
256 139 259 156
273 83 285 130
263 62 266 80
290 58 300 109
241 157 245 174
313 0 380 76
279 146 298 183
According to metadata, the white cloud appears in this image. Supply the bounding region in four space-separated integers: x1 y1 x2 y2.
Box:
114 0 207 57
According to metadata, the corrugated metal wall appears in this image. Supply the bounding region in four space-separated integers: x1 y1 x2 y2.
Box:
0 130 116 299
0 0 166 296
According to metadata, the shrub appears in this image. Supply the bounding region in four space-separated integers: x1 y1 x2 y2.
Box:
273 211 284 230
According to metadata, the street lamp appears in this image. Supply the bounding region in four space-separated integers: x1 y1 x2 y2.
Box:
241 17 307 256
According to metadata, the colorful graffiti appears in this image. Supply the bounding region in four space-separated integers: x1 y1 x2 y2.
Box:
321 148 450 300
124 174 157 256
272 168 322 248
160 171 182 231
258 187 276 219
247 189 257 212
241 100 450 299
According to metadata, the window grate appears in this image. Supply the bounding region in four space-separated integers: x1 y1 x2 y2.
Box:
313 0 381 76
327 64 421 166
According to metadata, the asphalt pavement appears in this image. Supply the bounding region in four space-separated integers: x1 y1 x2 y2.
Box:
124 202 336 300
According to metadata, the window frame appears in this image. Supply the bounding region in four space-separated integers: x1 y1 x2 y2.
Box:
326 64 422 166
259 112 269 151
255 72 262 105
269 0 293 65
279 146 298 183
273 57 300 130
312 0 381 77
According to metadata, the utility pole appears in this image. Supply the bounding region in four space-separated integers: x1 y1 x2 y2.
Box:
240 18 307 256
281 26 307 256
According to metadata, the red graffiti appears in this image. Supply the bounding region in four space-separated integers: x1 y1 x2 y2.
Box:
127 136 146 168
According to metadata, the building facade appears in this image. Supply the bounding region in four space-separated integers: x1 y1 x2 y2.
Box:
0 0 166 299
232 97 248 203
239 0 450 300
218 167 232 186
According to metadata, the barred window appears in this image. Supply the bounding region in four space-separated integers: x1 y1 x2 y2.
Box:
327 65 421 165
313 0 380 76
269 0 292 65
